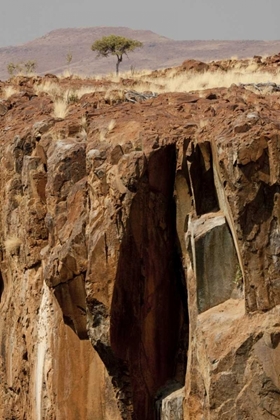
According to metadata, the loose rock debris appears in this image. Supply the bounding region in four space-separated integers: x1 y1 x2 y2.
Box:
124 90 158 103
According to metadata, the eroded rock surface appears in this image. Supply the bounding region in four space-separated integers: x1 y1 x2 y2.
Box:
0 66 279 419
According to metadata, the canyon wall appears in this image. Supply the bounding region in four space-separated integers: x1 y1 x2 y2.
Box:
0 76 279 419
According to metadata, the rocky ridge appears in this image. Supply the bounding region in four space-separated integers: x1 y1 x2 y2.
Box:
0 56 280 419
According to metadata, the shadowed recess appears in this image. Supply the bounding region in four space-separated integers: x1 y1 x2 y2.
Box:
110 144 188 420
188 142 219 216
0 272 3 302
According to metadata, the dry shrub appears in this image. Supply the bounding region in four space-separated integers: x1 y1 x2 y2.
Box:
58 69 73 79
104 89 124 104
50 129 65 141
3 86 18 99
78 127 87 141
53 99 68 119
4 236 22 254
104 73 121 83
99 127 107 142
63 87 97 104
98 119 117 141
13 194 23 205
57 70 86 80
34 81 62 99
108 119 116 131
73 86 96 99
81 115 87 129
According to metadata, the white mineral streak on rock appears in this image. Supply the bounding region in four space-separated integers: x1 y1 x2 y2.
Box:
35 281 52 420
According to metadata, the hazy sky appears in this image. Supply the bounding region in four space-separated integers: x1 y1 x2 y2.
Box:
1 0 280 47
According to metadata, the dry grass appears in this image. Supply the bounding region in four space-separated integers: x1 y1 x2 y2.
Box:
78 127 88 141
49 129 65 141
105 68 151 81
34 81 96 104
128 68 280 94
4 236 22 254
53 99 68 119
80 58 280 96
58 69 73 79
57 70 88 80
98 119 117 142
108 119 116 131
65 86 96 101
99 127 107 142
81 115 87 129
245 61 259 73
14 194 23 205
34 81 62 99
32 59 280 110
3 86 18 99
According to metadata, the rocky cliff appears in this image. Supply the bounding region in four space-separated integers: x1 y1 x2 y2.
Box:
0 62 279 419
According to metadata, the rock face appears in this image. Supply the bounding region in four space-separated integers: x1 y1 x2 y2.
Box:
0 71 279 419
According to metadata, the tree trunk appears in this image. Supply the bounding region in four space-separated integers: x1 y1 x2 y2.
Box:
116 55 122 76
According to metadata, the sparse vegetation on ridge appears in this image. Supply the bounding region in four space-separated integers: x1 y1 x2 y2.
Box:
45 58 280 99
7 60 37 77
12 54 280 125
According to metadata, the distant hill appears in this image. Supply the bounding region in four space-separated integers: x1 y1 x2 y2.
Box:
1 27 280 80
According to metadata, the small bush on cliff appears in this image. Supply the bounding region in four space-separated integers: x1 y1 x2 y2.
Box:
3 86 18 99
53 99 69 119
91 35 143 75
4 236 22 254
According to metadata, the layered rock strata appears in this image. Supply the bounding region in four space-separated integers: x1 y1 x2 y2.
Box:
0 76 279 419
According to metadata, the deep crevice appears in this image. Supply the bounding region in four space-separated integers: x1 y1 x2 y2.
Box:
0 271 3 303
109 144 188 419
187 142 219 216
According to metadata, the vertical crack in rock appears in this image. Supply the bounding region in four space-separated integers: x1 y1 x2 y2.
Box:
187 142 219 216
106 145 188 420
0 272 3 303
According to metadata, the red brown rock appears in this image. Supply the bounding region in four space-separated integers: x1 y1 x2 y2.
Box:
0 62 279 419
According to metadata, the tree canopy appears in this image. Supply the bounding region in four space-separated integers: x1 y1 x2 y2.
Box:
91 35 143 75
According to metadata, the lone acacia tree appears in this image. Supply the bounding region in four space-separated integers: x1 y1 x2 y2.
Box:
91 35 143 75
